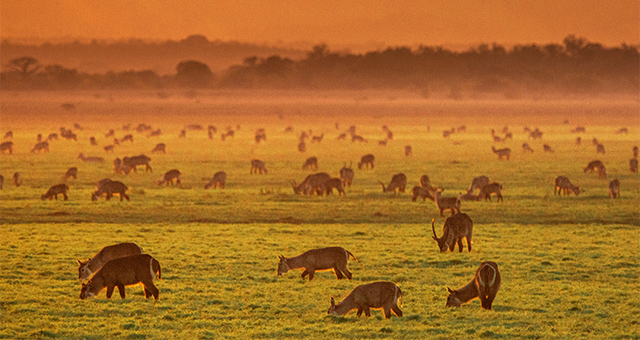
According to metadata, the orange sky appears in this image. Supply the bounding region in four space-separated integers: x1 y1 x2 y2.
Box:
1 0 638 48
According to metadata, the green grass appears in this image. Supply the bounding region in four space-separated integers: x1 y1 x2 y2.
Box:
1 93 639 339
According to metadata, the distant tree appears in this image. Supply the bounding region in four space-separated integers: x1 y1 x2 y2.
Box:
6 56 41 78
175 60 213 87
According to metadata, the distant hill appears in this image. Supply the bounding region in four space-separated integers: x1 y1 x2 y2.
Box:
0 35 307 74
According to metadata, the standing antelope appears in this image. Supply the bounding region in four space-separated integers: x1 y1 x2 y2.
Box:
477 182 503 202
575 137 581 146
151 143 166 154
584 160 603 173
92 179 130 201
522 143 534 153
122 155 152 173
297 142 306 153
446 261 501 310
302 157 319 170
12 172 22 187
41 184 69 200
434 190 461 216
80 254 161 300
431 213 473 252
31 141 50 153
103 145 115 153
3 131 12 139
277 247 357 281
0 141 13 154
543 144 554 153
608 179 620 198
596 165 607 179
420 175 431 187
358 154 375 170
250 159 268 174
633 146 639 159
404 145 412 156
351 135 367 143
158 169 181 186
491 146 511 160
380 173 407 194
89 137 98 146
77 242 143 281
204 171 227 189
596 143 605 155
412 186 436 202
78 153 104 163
554 176 580 196
64 167 78 180
630 159 638 173
325 178 345 195
468 176 490 192
311 133 324 143
328 281 403 319
339 163 354 187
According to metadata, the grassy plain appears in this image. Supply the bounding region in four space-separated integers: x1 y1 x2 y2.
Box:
1 91 639 339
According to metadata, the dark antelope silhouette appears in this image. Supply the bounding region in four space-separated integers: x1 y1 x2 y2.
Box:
77 242 143 281
608 179 620 198
277 247 357 280
41 184 69 200
478 182 503 202
250 159 268 174
554 176 580 196
431 213 473 252
358 154 375 170
434 190 461 216
78 153 104 163
380 173 407 194
12 172 22 187
151 143 166 154
158 169 181 186
446 262 501 310
122 155 152 173
491 146 511 160
80 254 161 300
339 162 354 187
31 141 50 153
302 157 319 170
92 179 130 201
328 281 402 319
204 171 227 189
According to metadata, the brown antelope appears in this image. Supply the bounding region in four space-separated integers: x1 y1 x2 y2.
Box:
41 184 69 200
529 128 543 140
633 146 639 159
297 142 306 153
596 143 605 154
250 159 268 174
571 126 586 133
503 132 513 140
284 126 293 133
113 138 120 146
204 171 227 189
77 242 143 281
616 127 628 134
325 178 345 195
522 143 534 153
543 144 554 153
420 175 431 187
123 124 131 131
158 169 181 186
386 130 394 140
592 138 599 146
575 137 581 146
13 172 22 187
120 134 134 143
597 165 607 179
434 190 461 216
302 157 319 170
431 213 473 252
412 186 436 202
0 175 3 189
339 163 354 187
584 160 604 173
468 176 490 192
277 247 357 281
89 137 98 146
186 124 203 131
122 155 152 173
608 179 620 198
3 131 12 139
105 129 115 138
554 176 580 196
404 145 412 156
208 125 217 139
443 130 452 138
291 172 331 195
358 154 375 170
351 135 367 143
148 129 162 137
378 140 387 146
64 167 78 180
31 141 49 153
328 281 402 319
103 145 115 153
380 173 407 194
311 133 324 143
46 133 58 141
337 133 347 140
151 143 166 154
457 189 479 201
630 159 638 173
80 254 161 300
179 130 186 138
491 146 511 160
255 129 267 143
113 158 124 175
78 153 104 163
92 179 130 201
446 261 501 310
478 182 503 202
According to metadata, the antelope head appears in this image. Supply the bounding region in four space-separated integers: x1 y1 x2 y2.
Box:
445 287 463 307
431 219 448 252
277 255 290 275
327 297 338 315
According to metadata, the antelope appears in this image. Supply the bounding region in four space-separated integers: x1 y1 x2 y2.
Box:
468 176 490 192
77 242 143 281
592 138 599 146
386 130 394 140
443 130 452 138
13 172 22 187
608 179 620 198
151 143 166 154
80 254 161 300
41 184 69 200
207 125 217 139
529 129 543 140
204 171 227 189
633 146 639 159
46 133 58 141
123 124 131 131
328 281 402 319
446 261 501 310
351 135 367 143
186 124 203 131
122 155 152 173
250 159 268 174
64 167 78 180
105 129 115 138
571 126 586 133
420 175 431 187
337 133 347 140
543 144 554 153
380 173 407 194
74 123 84 131
113 138 120 146
291 172 331 195
431 213 473 252
299 131 309 142
596 144 605 154
616 127 628 134
491 146 511 160
404 145 412 156
78 153 104 163
120 134 134 143
179 130 186 138
3 131 12 139
89 137 98 146
284 126 293 133
0 175 3 189
503 132 513 140
412 186 436 202
103 145 114 153
522 143 534 153
1 141 13 154
277 246 357 281
35 133 41 142
434 190 461 216
92 179 130 201
584 160 604 173
457 189 478 201
554 176 580 196
630 159 638 173
31 141 50 153
339 163 354 187
597 165 607 179
113 158 125 175
223 130 235 140
311 133 324 143
302 157 319 170
255 129 267 143
136 124 152 133
478 182 503 202
297 142 306 153
325 178 345 195
575 137 581 146
378 140 387 146
148 129 162 137
158 169 181 186
358 154 375 170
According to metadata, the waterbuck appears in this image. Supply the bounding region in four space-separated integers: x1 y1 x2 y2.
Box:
570 126 586 133
351 135 368 143
277 247 357 280
89 137 98 146
64 167 78 180
358 154 375 170
543 144 554 153
151 143 166 154
120 134 134 143
78 153 104 163
46 133 58 141
457 189 479 201
103 145 115 153
80 254 161 300
446 261 501 310
122 154 152 173
31 141 50 153
298 142 306 153
148 129 162 137
41 184 69 200
0 175 3 189
207 125 217 139
608 179 620 198
291 172 331 195
158 169 181 186
325 178 345 195
522 143 534 153
434 190 461 216
633 146 639 159
339 163 354 187
554 176 580 196
468 176 490 192
311 133 324 143
204 171 227 189
420 175 431 187
478 182 503 202
302 157 319 170
597 165 607 179
380 173 407 194
12 172 22 187
491 146 511 160
92 179 130 201
105 129 115 138
596 143 605 155
77 242 143 281
431 213 473 252
3 131 12 139
584 160 603 173
616 127 628 134
327 281 402 319
631 159 638 173
412 186 436 202
575 137 581 146
404 145 412 156
250 159 268 174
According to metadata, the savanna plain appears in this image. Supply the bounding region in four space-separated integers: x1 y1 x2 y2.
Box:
1 91 639 339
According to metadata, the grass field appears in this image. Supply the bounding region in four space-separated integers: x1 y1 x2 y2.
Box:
1 91 639 339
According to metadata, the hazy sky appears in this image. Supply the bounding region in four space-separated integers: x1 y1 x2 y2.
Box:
1 0 638 48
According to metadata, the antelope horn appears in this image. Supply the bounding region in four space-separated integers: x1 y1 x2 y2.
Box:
489 265 497 287
447 287 454 294
431 219 438 240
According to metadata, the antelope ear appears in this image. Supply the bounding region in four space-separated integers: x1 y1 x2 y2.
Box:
77 259 82 265
330 297 335 306
447 287 454 293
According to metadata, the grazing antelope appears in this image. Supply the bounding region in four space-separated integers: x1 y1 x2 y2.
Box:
3 131 12 139
633 146 639 159
446 261 501 310
412 186 436 202
179 130 186 138
616 127 628 134
491 146 511 160
503 132 513 141
434 190 461 216
136 124 152 133
328 281 402 319
337 133 347 140
529 128 543 140
311 133 324 143
113 138 120 146
31 141 49 153
351 135 367 143
80 254 161 300
597 165 607 179
630 159 638 173
41 183 69 200
522 143 534 153
575 137 581 146
103 145 114 153
120 134 134 143
457 189 479 201
158 169 181 186
380 173 407 194
358 154 375 170
186 124 203 131
77 242 143 281
596 144 605 155
571 126 586 133
431 213 473 252
64 167 78 180
78 153 104 163
255 128 267 143
1 141 13 154
492 135 503 143
592 138 599 146
122 155 152 173
204 171 227 189
339 163 354 187
468 176 490 192
74 123 84 131
250 159 268 174
554 176 580 196
378 140 387 146
443 130 453 138
284 126 293 133
291 172 331 195
151 143 166 154
386 130 394 140
302 157 319 170
148 129 162 137
105 129 115 138
277 247 357 281
325 178 345 195
89 137 97 146
543 144 554 153
420 175 431 188
12 172 22 187
478 182 503 202
297 142 306 153
92 179 130 201
584 160 604 173
46 133 58 141
404 145 412 156
608 179 620 198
